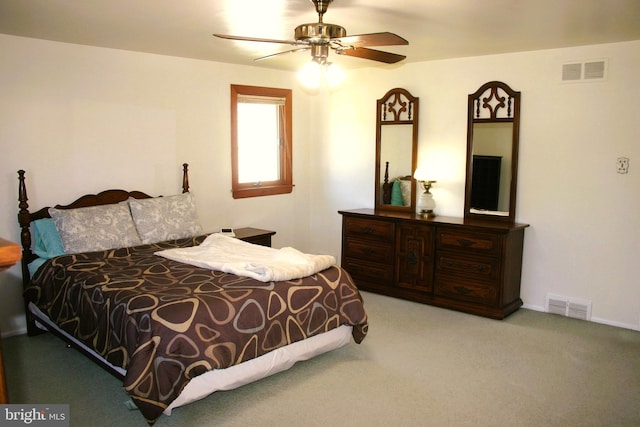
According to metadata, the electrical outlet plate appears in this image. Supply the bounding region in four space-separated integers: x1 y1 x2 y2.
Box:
617 157 629 174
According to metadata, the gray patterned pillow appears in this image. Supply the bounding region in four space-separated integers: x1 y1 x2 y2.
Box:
128 193 203 245
49 203 142 254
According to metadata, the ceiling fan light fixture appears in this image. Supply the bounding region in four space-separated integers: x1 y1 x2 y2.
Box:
297 61 344 89
325 62 345 87
298 61 322 89
310 44 330 62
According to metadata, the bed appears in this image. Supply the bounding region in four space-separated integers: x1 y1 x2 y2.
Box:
17 164 368 425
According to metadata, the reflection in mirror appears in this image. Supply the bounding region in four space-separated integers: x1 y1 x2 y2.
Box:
379 125 413 206
471 122 513 213
464 81 521 223
375 88 419 213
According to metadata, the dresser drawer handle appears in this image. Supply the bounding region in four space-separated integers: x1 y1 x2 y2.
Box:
360 226 375 234
454 286 472 295
443 260 489 273
455 238 475 247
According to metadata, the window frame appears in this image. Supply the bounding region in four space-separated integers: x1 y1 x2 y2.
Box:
230 84 293 199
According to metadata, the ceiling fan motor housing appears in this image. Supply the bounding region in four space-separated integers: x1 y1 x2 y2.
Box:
295 23 346 43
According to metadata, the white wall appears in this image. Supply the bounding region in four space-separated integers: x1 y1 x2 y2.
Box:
0 34 315 335
321 40 640 330
1 34 638 335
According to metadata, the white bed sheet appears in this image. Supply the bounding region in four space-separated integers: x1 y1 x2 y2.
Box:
28 302 353 416
165 324 352 414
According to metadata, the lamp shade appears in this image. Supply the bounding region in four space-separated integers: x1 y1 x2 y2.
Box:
413 167 428 181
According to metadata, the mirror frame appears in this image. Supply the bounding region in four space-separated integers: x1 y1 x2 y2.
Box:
464 81 521 223
374 88 419 213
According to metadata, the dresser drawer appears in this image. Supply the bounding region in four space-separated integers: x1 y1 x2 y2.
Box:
435 253 498 282
434 274 498 305
342 258 394 284
436 228 500 256
344 239 394 263
344 217 394 242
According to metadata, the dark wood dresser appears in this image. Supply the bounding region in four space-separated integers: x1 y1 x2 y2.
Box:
339 209 528 319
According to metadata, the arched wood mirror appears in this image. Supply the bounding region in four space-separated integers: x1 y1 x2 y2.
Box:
375 88 419 213
464 81 521 223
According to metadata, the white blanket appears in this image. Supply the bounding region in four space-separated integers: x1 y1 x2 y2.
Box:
155 233 336 282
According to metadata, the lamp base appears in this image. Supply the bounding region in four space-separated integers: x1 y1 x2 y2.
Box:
418 209 435 218
416 191 436 218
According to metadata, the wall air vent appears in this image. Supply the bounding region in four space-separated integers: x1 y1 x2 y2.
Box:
562 63 582 81
546 294 592 321
567 301 591 321
584 61 606 79
561 59 608 83
546 295 568 315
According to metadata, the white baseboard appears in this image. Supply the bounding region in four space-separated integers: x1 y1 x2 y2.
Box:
590 316 640 332
522 303 639 331
522 303 545 312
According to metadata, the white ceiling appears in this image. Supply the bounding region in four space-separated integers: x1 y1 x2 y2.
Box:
1 0 639 71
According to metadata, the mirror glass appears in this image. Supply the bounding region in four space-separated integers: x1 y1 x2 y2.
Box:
379 125 413 206
464 81 520 223
470 122 513 214
375 88 419 212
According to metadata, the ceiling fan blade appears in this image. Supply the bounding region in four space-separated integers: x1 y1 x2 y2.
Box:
255 47 311 61
333 32 408 47
213 34 305 47
336 46 406 64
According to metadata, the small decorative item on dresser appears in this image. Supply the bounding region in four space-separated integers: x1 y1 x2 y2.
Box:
413 168 436 217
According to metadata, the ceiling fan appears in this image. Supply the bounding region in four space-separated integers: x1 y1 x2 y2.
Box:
213 0 408 65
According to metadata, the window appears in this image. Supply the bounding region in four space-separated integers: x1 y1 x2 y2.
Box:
231 84 293 199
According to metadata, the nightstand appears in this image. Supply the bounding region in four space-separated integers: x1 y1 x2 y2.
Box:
234 227 276 247
0 237 21 404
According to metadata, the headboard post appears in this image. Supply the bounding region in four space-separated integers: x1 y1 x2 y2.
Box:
18 170 41 335
17 170 34 279
182 163 190 193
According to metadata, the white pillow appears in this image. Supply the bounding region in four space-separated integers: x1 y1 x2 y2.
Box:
49 203 142 254
128 193 203 245
400 179 412 207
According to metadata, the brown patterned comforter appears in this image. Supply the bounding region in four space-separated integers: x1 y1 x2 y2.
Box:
25 235 368 424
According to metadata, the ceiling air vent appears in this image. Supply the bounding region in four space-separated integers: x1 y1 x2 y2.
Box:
562 59 608 83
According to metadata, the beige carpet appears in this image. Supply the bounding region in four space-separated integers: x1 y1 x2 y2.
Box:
4 291 640 426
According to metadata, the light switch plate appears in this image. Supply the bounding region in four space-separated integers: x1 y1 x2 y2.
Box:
616 157 629 174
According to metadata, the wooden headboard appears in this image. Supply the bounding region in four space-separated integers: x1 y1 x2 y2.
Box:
17 163 190 287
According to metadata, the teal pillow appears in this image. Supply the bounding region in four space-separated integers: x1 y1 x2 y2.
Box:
33 218 65 258
390 180 404 206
